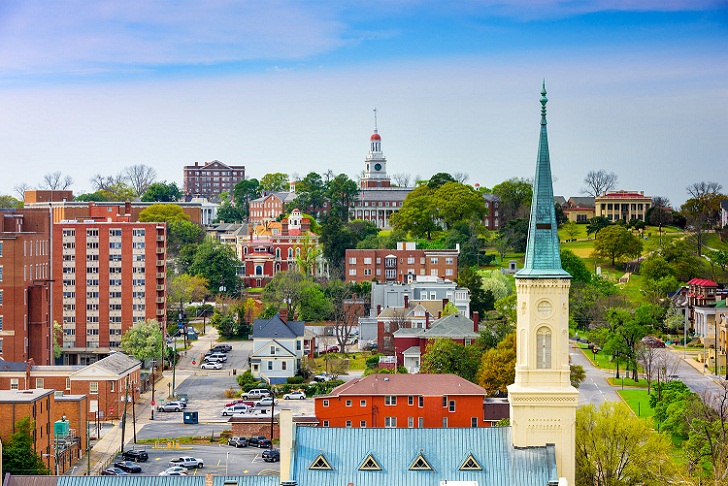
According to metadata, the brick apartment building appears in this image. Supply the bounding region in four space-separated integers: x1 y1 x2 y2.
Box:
345 242 459 283
248 191 297 225
53 219 166 364
0 388 89 474
314 374 489 429
183 160 246 199
0 208 54 364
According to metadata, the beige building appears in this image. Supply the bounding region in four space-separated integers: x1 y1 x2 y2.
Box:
595 190 651 222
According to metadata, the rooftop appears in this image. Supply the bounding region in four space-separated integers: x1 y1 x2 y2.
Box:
324 373 486 397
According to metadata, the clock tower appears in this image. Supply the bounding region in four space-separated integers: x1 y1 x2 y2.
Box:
361 108 391 189
507 83 578 485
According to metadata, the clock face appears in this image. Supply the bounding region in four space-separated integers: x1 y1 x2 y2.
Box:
374 163 382 171
537 300 552 318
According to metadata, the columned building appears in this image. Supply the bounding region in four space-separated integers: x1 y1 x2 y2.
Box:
508 84 578 485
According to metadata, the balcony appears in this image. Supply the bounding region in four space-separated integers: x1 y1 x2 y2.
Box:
156 273 165 279
156 309 165 316
156 285 165 291
156 236 165 242
156 297 165 304
156 248 165 254
156 261 165 267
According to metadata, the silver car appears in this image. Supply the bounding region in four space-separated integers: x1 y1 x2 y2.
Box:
157 401 184 412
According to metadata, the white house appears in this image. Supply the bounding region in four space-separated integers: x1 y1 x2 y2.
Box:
250 309 305 384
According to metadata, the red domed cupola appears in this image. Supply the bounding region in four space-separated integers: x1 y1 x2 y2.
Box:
370 133 381 141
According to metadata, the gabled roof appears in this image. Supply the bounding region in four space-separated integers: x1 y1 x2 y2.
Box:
70 352 140 380
393 313 478 339
553 196 566 206
568 196 595 208
292 426 558 486
325 373 486 397
253 313 305 339
687 278 718 287
251 339 296 358
0 360 29 372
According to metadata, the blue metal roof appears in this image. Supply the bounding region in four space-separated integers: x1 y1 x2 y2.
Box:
518 83 571 280
55 476 279 486
292 426 558 486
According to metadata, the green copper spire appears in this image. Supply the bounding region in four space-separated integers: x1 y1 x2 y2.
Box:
517 83 571 279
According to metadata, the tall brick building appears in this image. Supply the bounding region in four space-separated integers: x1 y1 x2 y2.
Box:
53 219 166 364
345 242 459 283
0 208 53 364
183 160 246 199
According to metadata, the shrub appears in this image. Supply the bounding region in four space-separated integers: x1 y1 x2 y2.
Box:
397 366 409 374
286 376 305 385
224 388 239 399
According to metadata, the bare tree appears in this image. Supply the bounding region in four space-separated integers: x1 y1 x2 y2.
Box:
382 308 409 356
90 173 125 191
39 171 73 190
14 182 31 200
391 173 413 187
452 172 470 184
580 170 618 197
650 196 673 243
124 164 157 197
637 344 659 393
686 181 723 200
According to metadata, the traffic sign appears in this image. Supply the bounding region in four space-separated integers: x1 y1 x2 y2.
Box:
192 360 196 365
151 400 155 406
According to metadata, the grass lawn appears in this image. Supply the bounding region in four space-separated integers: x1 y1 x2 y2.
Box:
577 343 618 371
618 389 654 420
314 352 370 372
607 377 648 388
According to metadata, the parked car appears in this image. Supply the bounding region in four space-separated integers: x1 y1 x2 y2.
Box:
262 449 280 462
211 344 232 353
101 467 128 476
283 391 306 400
200 361 223 370
254 397 277 408
313 373 332 382
247 436 272 448
242 388 271 400
221 404 249 416
227 436 247 447
169 457 204 468
157 401 185 412
642 336 666 348
113 461 142 473
225 399 254 408
121 449 148 462
159 466 187 476
204 353 227 362
322 345 339 353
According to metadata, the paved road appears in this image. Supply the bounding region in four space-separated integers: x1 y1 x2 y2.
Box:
570 345 620 406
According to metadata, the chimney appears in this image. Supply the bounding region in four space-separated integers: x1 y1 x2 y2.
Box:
473 311 479 333
125 201 131 215
280 308 288 323
376 305 381 316
404 295 409 308
438 311 441 319
442 298 449 309
425 312 430 329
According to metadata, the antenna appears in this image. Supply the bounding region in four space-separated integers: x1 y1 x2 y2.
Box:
373 108 378 133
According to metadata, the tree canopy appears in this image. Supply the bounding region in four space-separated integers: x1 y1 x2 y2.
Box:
420 338 481 382
120 319 163 362
141 181 181 202
259 172 289 191
138 203 190 223
1 417 48 475
187 238 241 295
476 332 516 395
591 225 643 266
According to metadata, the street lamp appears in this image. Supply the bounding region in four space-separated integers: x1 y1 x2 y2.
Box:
226 451 230 475
150 359 156 420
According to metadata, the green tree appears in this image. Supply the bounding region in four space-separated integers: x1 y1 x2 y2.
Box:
501 218 529 253
430 182 486 230
167 219 205 258
2 417 48 475
319 217 362 278
292 172 326 219
562 220 580 241
586 216 611 238
479 269 512 302
491 177 532 221
640 255 674 281
215 199 244 223
0 194 22 208
75 191 108 202
456 266 491 315
420 338 481 382
232 178 261 220
210 312 239 339
591 308 650 381
570 364 586 388
262 270 311 314
576 401 675 486
53 321 62 359
389 185 439 239
138 204 190 223
554 202 568 226
168 274 209 316
707 249 728 272
659 239 703 281
297 284 333 322
476 332 516 395
426 172 456 190
326 173 359 221
187 239 241 295
259 172 289 191
561 249 591 283
141 181 181 202
120 319 163 361
100 181 136 201
591 225 643 266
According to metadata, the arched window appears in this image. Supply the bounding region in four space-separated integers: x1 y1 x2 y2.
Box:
255 265 263 276
288 248 293 259
536 327 552 369
275 248 281 259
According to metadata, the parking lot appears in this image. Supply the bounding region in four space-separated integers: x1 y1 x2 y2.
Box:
112 444 279 476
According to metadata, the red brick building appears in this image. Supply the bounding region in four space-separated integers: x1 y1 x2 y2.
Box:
248 191 297 225
53 218 166 364
314 374 488 429
0 208 53 364
183 160 246 199
344 242 459 283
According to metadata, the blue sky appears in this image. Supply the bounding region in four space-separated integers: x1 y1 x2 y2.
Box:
0 1 726 207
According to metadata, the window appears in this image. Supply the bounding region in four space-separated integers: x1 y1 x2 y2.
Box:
132 229 145 237
0 266 2 282
345 420 352 428
363 257 372 264
384 417 396 428
537 327 552 369
418 396 424 407
323 400 329 407
322 420 329 427
90 382 98 394
36 378 44 389
349 257 356 264
346 400 352 407
407 256 415 264
408 396 414 406
270 345 275 354
65 378 71 390
471 417 478 428
460 455 482 471
442 417 448 428
446 257 453 265
282 361 287 371
443 396 448 407
360 399 366 407
10 378 18 390
349 269 357 276
109 229 122 237
449 400 456 412
86 229 99 237
360 420 367 428
0 316 3 331
109 242 122 249
267 361 273 370
385 396 397 406
464 338 472 346
408 417 414 428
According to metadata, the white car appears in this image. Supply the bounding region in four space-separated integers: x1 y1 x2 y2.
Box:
283 391 306 400
168 457 204 468
200 361 222 370
159 467 187 476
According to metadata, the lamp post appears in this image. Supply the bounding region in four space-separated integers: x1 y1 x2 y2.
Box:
219 281 227 315
202 297 207 335
172 336 177 394
226 451 230 475
150 359 156 421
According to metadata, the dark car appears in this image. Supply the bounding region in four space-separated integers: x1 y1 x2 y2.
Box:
227 436 247 448
122 449 149 462
211 344 232 353
248 436 272 448
642 336 666 348
113 461 142 473
323 345 339 353
101 467 128 476
262 449 280 462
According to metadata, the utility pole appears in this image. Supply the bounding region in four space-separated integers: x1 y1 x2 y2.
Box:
132 382 137 444
270 390 275 441
172 336 177 393
120 375 130 453
150 360 156 420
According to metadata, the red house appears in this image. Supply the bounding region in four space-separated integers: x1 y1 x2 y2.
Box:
314 373 488 429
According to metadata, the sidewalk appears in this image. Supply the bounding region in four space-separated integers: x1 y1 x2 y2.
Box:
70 328 220 476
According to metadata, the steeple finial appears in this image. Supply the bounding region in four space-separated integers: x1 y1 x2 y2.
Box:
373 107 378 133
540 80 548 124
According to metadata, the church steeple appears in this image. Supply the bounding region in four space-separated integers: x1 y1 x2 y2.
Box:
517 82 570 279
